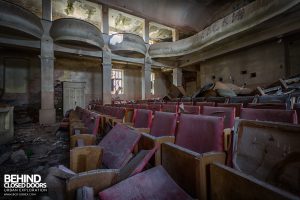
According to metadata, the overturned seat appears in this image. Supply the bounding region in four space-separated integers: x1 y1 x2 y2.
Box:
70 124 141 173
99 166 193 200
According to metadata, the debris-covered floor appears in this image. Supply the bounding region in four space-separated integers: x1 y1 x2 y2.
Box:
0 123 69 192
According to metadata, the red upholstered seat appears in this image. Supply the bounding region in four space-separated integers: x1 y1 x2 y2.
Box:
175 114 224 153
84 111 101 135
195 101 215 107
240 108 297 124
217 103 243 117
247 103 287 110
161 104 179 113
132 109 153 128
150 111 177 137
293 103 300 124
180 105 201 115
148 104 162 113
99 124 141 169
99 166 193 200
201 106 235 129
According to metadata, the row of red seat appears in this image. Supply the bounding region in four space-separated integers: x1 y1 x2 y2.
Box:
59 104 300 199
60 106 101 135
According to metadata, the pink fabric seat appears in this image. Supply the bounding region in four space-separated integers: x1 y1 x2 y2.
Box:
175 114 224 153
217 103 243 117
148 104 162 113
201 106 235 129
179 105 201 115
161 104 179 113
132 109 153 128
99 124 141 169
246 103 287 110
240 108 297 124
195 102 215 107
99 166 193 200
293 103 300 124
150 111 177 137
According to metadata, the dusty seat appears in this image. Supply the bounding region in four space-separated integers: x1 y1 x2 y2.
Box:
240 108 297 124
161 104 179 113
224 120 300 198
217 103 243 117
293 103 300 124
179 105 201 115
175 114 224 153
132 109 153 128
70 124 141 173
201 106 235 129
247 103 287 110
99 166 193 200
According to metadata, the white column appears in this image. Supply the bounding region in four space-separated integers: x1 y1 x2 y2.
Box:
39 0 56 124
144 19 149 43
142 57 152 99
172 29 180 42
102 50 112 105
173 67 182 87
102 5 109 34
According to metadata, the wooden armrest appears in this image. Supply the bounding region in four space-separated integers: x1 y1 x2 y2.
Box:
134 128 150 133
70 127 88 136
210 163 298 200
70 134 97 149
66 169 119 200
161 142 201 199
223 128 232 151
120 122 134 127
70 146 103 173
112 118 124 126
161 142 226 200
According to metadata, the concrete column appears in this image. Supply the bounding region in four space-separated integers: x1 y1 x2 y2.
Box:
42 0 52 21
144 19 149 43
142 57 152 99
173 67 182 86
172 29 180 42
39 19 56 124
102 5 109 34
102 50 112 105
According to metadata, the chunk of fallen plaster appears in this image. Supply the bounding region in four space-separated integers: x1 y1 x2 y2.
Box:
10 150 28 163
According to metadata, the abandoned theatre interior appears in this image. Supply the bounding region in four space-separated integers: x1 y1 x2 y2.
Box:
0 0 300 199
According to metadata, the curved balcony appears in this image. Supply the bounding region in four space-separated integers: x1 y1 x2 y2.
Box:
0 1 43 39
109 33 147 58
50 18 104 50
149 0 299 59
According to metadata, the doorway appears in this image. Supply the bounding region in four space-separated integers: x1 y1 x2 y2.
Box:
63 82 85 115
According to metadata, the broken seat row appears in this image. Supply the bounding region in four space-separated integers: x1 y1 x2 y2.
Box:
56 105 300 200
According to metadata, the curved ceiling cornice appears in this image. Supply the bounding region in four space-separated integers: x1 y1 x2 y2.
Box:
0 0 43 39
109 33 147 58
148 0 300 59
50 18 104 50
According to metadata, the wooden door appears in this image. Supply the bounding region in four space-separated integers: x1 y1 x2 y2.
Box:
63 82 85 115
